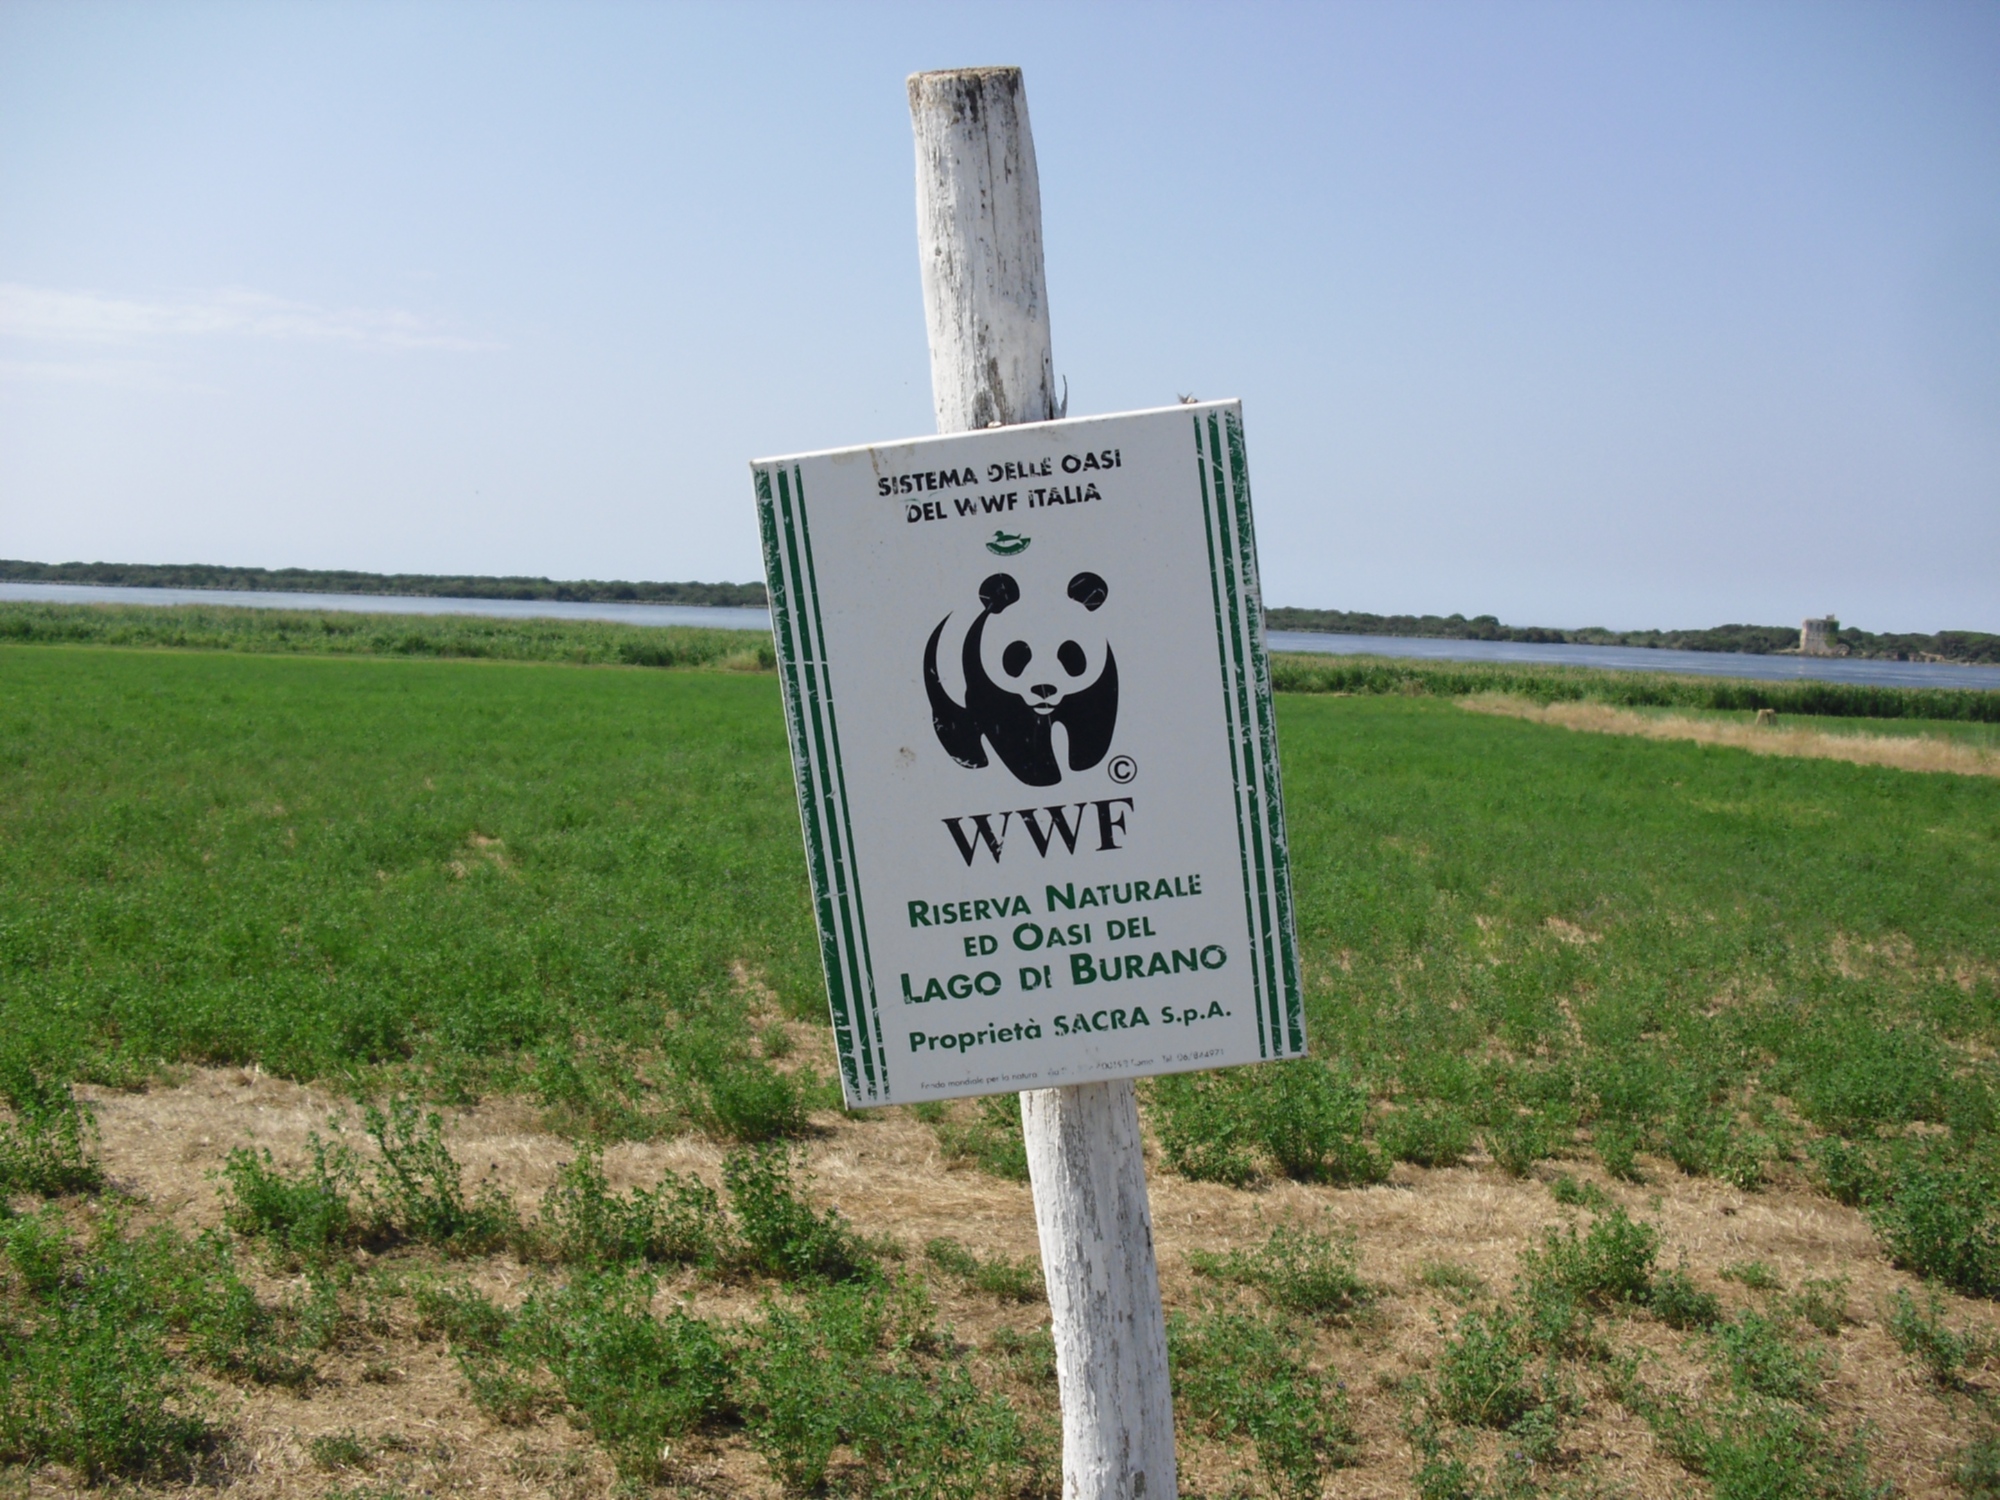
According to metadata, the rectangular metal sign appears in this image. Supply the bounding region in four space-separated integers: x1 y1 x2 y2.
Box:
751 401 1303 1106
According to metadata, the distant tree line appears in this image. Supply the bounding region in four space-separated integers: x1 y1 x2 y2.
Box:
0 559 768 609
1263 607 1999 665
7 560 1990 663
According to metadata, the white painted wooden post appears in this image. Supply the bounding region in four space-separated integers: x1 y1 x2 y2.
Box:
910 67 1177 1500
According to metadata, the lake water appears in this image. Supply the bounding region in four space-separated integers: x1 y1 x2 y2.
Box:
7 581 1996 692
0 581 773 633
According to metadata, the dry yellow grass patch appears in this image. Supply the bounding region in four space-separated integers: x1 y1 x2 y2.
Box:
47 1071 1998 1499
1461 693 2000 777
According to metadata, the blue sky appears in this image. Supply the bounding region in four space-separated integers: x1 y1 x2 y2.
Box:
2 0 1995 632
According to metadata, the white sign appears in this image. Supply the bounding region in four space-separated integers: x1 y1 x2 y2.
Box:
751 401 1304 1106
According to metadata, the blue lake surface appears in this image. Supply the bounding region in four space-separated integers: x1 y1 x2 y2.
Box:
7 581 1995 692
0 581 772 633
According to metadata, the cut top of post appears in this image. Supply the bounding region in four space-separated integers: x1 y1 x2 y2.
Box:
908 66 1057 434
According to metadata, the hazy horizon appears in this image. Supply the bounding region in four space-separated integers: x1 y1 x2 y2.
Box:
3 2 1996 634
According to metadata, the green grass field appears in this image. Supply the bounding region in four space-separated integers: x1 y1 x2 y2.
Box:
2 634 1998 1495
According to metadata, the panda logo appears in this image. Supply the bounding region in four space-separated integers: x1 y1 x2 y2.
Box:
924 570 1119 788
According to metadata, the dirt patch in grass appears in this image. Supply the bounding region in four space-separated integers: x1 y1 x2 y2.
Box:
1462 692 2000 777
37 1072 1999 1498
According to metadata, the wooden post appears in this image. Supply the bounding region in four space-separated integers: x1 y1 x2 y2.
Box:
910 67 1177 1500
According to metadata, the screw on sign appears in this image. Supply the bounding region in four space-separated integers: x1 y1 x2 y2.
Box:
748 67 1303 1500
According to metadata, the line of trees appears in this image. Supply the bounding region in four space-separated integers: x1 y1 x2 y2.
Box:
0 559 767 609
1263 608 1999 665
7 560 1992 664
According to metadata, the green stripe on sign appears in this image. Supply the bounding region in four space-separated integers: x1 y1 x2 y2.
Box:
756 468 864 1099
1194 414 1269 1058
774 465 885 1102
786 465 887 1095
1224 411 1305 1054
1208 411 1283 1055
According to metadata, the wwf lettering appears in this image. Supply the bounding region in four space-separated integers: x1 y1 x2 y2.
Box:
940 798 1134 866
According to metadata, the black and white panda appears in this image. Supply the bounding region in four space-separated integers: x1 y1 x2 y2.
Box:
924 570 1119 787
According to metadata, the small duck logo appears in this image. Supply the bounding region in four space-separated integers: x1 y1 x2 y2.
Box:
985 530 1031 557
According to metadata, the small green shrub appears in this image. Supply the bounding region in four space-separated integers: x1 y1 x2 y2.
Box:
534 1146 723 1268
1548 1172 1613 1211
738 1282 1034 1499
1646 1394 1883 1500
309 1430 372 1471
1867 1152 2000 1298
1431 1305 1540 1429
1956 1428 2000 1499
1148 1072 1259 1185
1169 1310 1358 1499
1380 1103 1473 1168
1784 1022 1950 1135
1722 1260 1783 1292
411 1280 510 1350
1715 1311 1824 1404
1417 1261 1486 1301
1189 1223 1373 1319
701 1056 811 1144
1594 1120 1642 1182
222 1138 363 1260
1650 1266 1722 1330
1790 1277 1850 1337
723 1144 877 1283
0 1072 103 1196
923 1238 1042 1302
1254 1059 1389 1184
0 1211 305 1478
529 1042 670 1142
1810 1137 1886 1207
1885 1286 1991 1386
1520 1207 1659 1308
509 1273 734 1486
362 1097 518 1253
1150 1059 1389 1186
934 1094 1031 1182
1484 1112 1562 1178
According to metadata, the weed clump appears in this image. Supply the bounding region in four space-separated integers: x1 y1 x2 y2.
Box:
220 1098 517 1258
222 1138 363 1261
737 1281 1038 1498
1483 1111 1566 1178
1379 1102 1473 1168
1650 1266 1723 1330
1150 1058 1388 1186
1519 1208 1659 1309
923 1238 1043 1302
1431 1305 1545 1429
933 1094 1030 1181
1956 1428 2000 1499
723 1144 878 1283
1722 1260 1784 1292
533 1146 723 1269
510 1274 734 1485
1885 1286 1993 1386
0 1210 307 1478
1169 1310 1358 1498
1189 1223 1373 1320
0 1070 103 1197
1621 1304 1882 1500
1790 1277 1850 1337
